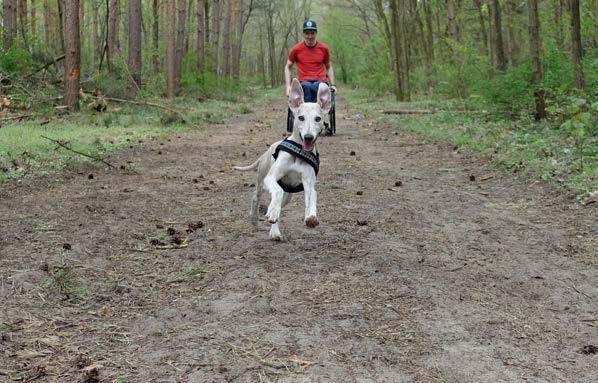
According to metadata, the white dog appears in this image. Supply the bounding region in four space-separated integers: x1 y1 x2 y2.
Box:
234 79 331 240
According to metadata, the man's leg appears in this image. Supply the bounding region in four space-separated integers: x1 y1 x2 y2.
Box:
300 80 321 102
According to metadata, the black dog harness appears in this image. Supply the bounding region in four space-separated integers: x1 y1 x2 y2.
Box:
272 139 320 193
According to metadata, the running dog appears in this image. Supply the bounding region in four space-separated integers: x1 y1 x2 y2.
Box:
234 79 331 240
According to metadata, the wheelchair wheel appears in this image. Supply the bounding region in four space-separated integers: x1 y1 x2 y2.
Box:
287 107 294 133
329 91 336 135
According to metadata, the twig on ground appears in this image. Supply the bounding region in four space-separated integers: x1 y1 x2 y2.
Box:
40 135 116 168
155 241 189 250
84 93 187 122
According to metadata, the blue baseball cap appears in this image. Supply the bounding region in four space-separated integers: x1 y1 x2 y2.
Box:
303 19 317 31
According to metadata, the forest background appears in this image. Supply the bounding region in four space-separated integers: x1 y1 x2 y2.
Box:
0 0 596 196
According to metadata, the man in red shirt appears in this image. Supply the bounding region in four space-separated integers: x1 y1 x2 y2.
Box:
284 19 337 103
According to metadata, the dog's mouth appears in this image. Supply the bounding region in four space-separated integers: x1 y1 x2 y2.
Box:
302 140 315 152
301 135 316 152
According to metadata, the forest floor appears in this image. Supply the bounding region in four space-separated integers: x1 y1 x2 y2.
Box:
0 93 596 383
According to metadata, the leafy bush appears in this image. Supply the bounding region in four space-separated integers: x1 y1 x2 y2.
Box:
0 47 33 74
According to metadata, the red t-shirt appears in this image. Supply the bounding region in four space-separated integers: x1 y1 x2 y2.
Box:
288 41 330 82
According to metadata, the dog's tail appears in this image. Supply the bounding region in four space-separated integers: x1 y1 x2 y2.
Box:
233 158 260 171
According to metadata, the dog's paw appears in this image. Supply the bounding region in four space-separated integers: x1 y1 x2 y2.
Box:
266 208 280 224
305 216 319 228
269 233 283 241
269 226 283 241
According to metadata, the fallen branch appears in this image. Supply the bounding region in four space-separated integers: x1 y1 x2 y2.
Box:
383 109 436 115
0 114 32 122
84 93 187 122
25 54 66 78
40 135 115 168
156 242 189 250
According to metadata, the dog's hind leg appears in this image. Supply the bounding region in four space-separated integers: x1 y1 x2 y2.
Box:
269 192 292 241
249 161 269 227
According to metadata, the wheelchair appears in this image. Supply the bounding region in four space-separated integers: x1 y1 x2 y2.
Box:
287 84 336 136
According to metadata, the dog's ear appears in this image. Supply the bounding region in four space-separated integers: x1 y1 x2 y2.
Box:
317 83 331 114
289 79 304 114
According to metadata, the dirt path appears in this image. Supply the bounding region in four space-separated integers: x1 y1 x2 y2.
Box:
1 95 596 383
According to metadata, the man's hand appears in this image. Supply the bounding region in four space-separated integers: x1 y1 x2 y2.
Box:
330 84 337 93
285 85 292 97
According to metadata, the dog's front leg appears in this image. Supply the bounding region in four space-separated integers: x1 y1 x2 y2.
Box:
303 175 319 228
264 173 284 224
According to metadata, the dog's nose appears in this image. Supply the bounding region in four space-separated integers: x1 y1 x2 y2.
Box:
304 134 314 142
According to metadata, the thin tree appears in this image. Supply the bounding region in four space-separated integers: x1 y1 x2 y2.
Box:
128 0 142 94
175 0 188 90
107 0 121 71
528 0 545 120
91 0 101 65
196 0 206 72
18 0 29 49
63 0 81 111
3 0 16 51
488 0 506 71
31 0 37 39
447 0 458 40
210 0 221 75
389 0 405 101
474 0 489 55
221 0 232 77
167 0 176 97
152 0 160 72
570 0 585 89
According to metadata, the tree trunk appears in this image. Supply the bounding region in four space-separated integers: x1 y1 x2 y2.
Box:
175 0 187 90
554 0 566 51
446 0 458 40
488 0 506 70
3 0 16 51
528 0 545 120
152 0 160 72
570 0 585 89
210 0 221 75
422 0 434 61
18 0 29 48
389 0 404 101
221 0 232 77
166 0 176 98
108 0 120 70
31 0 37 39
265 0 275 86
373 0 392 68
231 0 243 79
474 0 489 56
64 0 80 111
91 0 100 66
196 0 206 72
57 0 65 55
43 0 51 50
128 0 142 93
504 0 515 66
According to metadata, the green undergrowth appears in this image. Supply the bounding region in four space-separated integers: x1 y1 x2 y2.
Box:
0 94 257 183
344 89 597 198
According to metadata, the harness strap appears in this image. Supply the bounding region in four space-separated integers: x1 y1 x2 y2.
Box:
273 139 320 193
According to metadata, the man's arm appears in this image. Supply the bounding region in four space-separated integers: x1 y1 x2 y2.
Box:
326 63 337 92
285 60 294 96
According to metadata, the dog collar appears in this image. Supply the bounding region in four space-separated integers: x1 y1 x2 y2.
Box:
273 139 320 193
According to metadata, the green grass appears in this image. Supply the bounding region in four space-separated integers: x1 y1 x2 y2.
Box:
344 89 597 197
166 262 205 283
42 267 88 300
0 95 253 183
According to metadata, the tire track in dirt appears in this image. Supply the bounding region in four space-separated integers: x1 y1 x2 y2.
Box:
0 94 596 382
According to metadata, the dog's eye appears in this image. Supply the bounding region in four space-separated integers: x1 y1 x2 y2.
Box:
315 116 322 122
298 116 305 121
